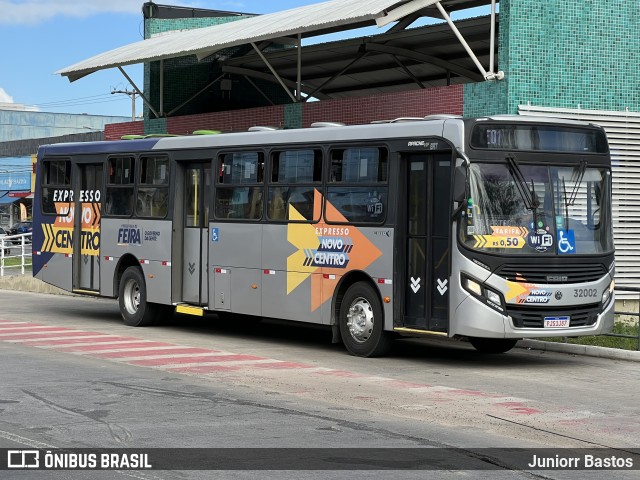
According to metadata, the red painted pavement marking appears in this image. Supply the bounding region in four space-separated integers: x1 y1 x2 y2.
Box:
494 402 541 415
91 347 221 359
129 354 265 367
20 336 128 347
56 341 173 352
0 331 104 341
0 319 551 417
0 327 74 335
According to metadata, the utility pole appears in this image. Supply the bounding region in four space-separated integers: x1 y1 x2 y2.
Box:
111 89 137 121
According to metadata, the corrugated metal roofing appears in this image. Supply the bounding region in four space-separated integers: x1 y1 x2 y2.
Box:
58 0 441 81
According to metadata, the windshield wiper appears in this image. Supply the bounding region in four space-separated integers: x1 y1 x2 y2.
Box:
561 160 587 231
567 160 587 206
506 155 540 227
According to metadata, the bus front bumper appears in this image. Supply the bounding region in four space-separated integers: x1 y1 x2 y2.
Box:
453 293 616 339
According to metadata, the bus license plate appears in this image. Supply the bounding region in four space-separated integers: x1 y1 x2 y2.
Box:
544 316 570 328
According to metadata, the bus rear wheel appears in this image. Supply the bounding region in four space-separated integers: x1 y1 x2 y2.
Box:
339 281 392 357
118 266 157 327
469 337 518 354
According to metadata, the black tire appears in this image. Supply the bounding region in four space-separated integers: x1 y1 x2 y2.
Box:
469 337 518 354
118 266 158 327
339 281 392 357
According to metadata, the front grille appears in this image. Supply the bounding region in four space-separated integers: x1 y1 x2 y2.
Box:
506 303 600 328
497 263 607 284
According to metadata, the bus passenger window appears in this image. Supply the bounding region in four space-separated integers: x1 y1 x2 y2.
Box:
215 152 264 220
136 155 169 218
41 159 71 215
105 156 135 217
267 149 322 222
326 147 388 223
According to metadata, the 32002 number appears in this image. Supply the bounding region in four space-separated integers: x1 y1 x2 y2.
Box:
574 288 598 298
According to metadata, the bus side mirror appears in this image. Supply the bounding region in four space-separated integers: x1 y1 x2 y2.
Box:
453 165 467 203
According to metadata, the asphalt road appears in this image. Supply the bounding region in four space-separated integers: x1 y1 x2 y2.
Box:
0 290 638 479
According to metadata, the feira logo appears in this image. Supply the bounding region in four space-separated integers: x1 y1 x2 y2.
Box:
287 190 382 312
118 224 142 245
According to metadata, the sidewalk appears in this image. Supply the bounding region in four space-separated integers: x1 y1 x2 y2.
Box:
1 274 639 362
518 339 640 362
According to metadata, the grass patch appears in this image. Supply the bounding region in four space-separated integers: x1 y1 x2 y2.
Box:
0 256 32 270
542 322 639 351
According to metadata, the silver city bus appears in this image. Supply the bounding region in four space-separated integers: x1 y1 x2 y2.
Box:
33 116 615 356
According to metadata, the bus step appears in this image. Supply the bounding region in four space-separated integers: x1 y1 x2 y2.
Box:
394 327 448 337
72 289 100 296
175 304 205 317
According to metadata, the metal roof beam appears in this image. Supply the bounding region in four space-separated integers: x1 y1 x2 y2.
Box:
364 43 484 81
320 74 462 94
304 51 370 100
391 55 426 89
117 66 159 119
434 2 502 80
243 76 277 106
221 66 331 101
251 42 298 103
166 74 225 117
387 12 422 32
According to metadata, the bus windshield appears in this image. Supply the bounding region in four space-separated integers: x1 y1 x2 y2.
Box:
461 162 613 255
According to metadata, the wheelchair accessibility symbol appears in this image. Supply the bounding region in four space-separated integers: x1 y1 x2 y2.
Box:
558 229 575 254
211 227 219 242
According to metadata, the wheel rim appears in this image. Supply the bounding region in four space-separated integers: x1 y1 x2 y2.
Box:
123 278 141 315
346 296 374 343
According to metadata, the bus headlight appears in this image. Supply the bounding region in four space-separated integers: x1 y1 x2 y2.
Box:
602 281 614 307
465 277 483 296
486 290 502 305
462 274 505 313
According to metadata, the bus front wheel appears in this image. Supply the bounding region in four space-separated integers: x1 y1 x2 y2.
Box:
469 337 518 354
118 266 157 327
339 281 392 357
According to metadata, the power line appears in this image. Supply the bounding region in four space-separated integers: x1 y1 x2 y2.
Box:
33 93 113 107
23 95 136 111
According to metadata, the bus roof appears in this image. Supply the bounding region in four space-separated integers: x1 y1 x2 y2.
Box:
37 115 603 157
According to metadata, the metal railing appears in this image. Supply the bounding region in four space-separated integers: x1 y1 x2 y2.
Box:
0 233 32 276
611 286 640 351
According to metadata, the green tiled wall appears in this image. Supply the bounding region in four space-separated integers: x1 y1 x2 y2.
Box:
465 0 640 116
284 104 303 129
145 117 167 136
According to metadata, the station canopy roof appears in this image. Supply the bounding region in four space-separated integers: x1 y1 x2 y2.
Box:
57 0 498 93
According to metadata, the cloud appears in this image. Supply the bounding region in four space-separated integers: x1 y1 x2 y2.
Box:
0 0 141 25
0 88 14 103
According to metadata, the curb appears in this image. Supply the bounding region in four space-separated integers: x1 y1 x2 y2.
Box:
2 274 639 362
0 274 75 296
518 339 640 362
